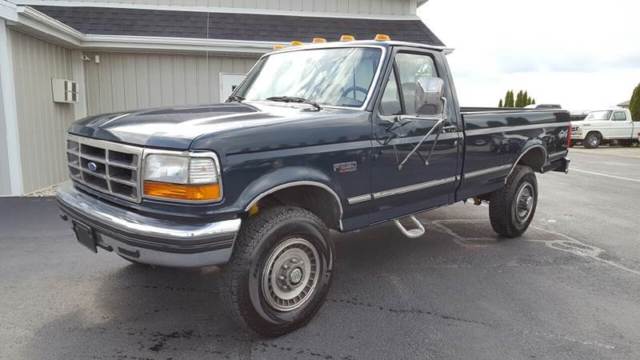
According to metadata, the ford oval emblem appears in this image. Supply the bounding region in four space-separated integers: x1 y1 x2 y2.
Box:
87 161 98 172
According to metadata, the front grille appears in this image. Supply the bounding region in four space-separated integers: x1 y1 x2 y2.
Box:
66 135 143 202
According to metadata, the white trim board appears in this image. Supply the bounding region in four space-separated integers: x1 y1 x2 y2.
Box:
14 1 421 21
0 19 24 195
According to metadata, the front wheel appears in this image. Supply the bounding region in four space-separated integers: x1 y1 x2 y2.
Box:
221 206 334 337
489 165 538 238
584 132 601 149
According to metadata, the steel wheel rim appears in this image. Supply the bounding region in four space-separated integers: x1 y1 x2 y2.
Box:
262 237 320 312
515 182 535 223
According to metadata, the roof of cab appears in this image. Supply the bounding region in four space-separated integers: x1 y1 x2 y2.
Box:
267 40 452 56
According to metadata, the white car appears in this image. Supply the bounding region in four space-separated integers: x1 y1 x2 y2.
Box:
571 108 639 148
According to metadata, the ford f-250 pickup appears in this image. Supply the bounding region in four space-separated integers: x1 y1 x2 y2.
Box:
56 39 570 336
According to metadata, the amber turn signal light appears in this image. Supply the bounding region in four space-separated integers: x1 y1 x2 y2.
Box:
144 181 221 202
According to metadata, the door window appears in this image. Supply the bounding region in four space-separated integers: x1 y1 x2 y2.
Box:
395 53 438 116
379 71 402 115
613 111 627 121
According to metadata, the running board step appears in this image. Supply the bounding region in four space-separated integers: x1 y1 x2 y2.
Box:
394 216 425 239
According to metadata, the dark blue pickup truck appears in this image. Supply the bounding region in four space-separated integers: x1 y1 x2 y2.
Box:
57 39 570 336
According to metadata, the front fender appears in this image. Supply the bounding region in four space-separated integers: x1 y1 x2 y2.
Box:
231 166 344 212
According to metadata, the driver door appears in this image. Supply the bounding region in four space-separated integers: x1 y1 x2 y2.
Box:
370 50 461 223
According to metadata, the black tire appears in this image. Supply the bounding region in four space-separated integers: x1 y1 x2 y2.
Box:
221 206 334 337
489 165 538 238
584 132 601 149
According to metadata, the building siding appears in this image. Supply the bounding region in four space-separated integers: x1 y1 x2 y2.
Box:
10 30 76 193
17 0 415 16
83 52 258 115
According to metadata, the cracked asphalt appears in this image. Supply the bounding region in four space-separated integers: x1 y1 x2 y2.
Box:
1 147 639 360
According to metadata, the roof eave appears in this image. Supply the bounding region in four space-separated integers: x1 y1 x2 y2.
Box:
10 6 275 55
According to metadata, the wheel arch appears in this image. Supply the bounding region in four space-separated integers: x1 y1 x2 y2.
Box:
237 167 344 231
585 130 604 140
508 144 547 177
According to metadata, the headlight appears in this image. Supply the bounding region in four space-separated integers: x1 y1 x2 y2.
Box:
143 153 221 202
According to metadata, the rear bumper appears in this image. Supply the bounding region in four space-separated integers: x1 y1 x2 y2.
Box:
56 182 241 267
543 157 570 174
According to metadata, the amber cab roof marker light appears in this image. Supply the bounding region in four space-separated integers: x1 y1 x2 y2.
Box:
273 44 286 50
374 34 391 41
312 37 327 44
290 40 304 46
339 34 355 42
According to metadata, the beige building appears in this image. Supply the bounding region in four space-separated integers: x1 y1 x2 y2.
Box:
0 0 439 195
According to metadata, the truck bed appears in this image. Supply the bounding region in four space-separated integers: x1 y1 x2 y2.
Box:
456 107 571 200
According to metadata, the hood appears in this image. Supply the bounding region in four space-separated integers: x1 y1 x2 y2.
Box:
69 102 370 153
70 103 273 149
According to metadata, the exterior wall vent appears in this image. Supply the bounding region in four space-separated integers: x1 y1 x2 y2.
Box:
51 78 78 104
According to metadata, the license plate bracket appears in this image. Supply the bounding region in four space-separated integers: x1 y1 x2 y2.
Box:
73 220 97 253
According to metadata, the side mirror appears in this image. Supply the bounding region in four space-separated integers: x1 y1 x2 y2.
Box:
415 76 446 117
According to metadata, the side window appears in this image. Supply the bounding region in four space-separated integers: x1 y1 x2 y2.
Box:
395 53 438 115
613 111 627 121
380 71 402 115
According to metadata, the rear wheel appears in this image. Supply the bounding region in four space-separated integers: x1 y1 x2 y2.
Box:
221 206 334 337
489 165 538 238
584 132 601 149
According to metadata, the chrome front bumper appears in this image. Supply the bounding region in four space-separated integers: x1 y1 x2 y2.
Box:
56 182 241 267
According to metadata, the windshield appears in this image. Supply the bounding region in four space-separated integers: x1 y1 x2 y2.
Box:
586 110 612 120
235 47 382 108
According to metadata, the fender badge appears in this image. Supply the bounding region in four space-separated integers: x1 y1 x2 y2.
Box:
333 161 357 173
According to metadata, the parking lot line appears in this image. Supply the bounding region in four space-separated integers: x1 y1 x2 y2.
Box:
571 168 640 183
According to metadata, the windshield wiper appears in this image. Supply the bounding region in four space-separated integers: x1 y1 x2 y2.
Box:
266 96 322 111
226 95 245 103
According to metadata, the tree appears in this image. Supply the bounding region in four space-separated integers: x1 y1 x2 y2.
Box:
499 90 536 108
505 90 514 107
630 83 640 121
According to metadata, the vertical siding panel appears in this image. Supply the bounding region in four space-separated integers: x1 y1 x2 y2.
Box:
110 55 126 111
85 54 99 115
11 30 75 192
148 55 163 107
159 56 174 106
184 56 198 105
135 55 150 108
324 0 337 13
196 55 210 104
123 54 138 110
337 0 349 13
172 55 187 105
208 57 221 102
97 54 113 114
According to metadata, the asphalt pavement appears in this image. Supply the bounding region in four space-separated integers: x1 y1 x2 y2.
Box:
1 147 639 360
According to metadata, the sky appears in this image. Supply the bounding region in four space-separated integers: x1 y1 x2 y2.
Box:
417 0 640 111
